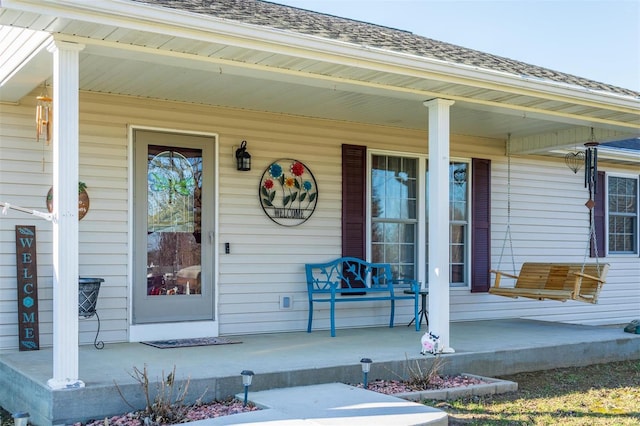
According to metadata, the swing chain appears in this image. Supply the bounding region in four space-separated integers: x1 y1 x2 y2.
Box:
497 135 517 274
583 203 601 276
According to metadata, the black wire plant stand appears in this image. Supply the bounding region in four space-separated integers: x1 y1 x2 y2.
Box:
79 277 105 349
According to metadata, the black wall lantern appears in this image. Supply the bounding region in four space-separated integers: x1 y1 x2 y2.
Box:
235 140 251 171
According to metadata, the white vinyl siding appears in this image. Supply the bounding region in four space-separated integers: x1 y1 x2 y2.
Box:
0 90 638 349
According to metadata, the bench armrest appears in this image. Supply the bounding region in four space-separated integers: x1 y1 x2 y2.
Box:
391 278 420 291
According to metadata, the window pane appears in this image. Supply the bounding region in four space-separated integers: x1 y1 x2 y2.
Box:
372 222 384 243
402 223 416 243
384 222 399 242
372 244 384 260
451 265 465 284
451 245 464 263
384 244 400 264
401 244 415 263
371 155 386 170
451 224 465 243
398 265 415 281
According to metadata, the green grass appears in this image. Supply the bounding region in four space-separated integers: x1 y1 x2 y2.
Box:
429 359 640 425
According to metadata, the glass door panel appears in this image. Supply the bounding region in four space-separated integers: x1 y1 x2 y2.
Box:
147 146 201 296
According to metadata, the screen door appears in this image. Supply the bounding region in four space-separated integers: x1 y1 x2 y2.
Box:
133 130 215 323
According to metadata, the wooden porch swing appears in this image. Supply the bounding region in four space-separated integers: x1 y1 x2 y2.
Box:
488 135 609 304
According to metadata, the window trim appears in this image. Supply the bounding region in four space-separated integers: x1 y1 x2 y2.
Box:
606 172 639 256
367 150 425 283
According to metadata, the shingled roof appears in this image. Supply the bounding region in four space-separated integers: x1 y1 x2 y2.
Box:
132 0 639 99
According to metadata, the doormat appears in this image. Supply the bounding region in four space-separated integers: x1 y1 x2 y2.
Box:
141 337 241 349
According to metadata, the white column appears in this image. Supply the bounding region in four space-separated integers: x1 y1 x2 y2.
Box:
423 98 455 353
47 38 85 390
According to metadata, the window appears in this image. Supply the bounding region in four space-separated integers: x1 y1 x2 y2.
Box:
426 161 471 286
370 155 418 280
608 175 638 254
369 154 473 286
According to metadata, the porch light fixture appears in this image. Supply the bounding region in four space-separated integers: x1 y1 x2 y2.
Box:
36 83 52 145
235 140 251 171
240 369 254 406
360 357 372 389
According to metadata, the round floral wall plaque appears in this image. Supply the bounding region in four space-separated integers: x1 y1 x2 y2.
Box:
259 159 318 226
46 181 90 221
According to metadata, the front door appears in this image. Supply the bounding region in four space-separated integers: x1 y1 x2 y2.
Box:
133 130 215 324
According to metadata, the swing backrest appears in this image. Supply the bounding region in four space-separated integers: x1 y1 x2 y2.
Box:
491 262 609 304
546 263 608 292
545 265 571 290
514 263 550 289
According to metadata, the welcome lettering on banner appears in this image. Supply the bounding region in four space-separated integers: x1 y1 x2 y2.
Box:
15 225 39 351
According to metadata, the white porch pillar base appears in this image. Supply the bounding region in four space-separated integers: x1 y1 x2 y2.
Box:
423 98 455 353
46 378 85 390
47 38 85 390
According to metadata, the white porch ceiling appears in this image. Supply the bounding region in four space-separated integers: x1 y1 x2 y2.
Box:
0 1 638 157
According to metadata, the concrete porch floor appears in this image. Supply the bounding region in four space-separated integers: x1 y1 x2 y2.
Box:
1 319 639 425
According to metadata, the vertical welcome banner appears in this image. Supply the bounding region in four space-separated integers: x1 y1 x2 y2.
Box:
15 225 39 351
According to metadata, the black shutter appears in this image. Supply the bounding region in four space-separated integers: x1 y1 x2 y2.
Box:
591 171 606 258
471 158 491 292
341 144 367 292
342 144 366 259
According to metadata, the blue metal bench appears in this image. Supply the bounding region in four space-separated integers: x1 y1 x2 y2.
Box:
305 257 421 337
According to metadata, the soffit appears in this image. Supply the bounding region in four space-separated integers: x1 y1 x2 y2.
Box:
0 6 638 154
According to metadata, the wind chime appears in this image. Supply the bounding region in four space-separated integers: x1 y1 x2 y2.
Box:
583 127 601 261
584 127 599 203
35 83 53 145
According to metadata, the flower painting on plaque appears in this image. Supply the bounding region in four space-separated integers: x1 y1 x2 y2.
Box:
259 159 318 226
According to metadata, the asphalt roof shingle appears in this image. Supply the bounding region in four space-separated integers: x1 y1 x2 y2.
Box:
133 0 639 98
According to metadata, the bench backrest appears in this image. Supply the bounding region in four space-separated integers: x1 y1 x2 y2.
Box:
305 257 393 292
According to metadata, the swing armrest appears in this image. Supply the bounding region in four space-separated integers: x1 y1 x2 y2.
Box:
571 271 605 297
489 269 519 288
571 271 605 283
490 269 519 283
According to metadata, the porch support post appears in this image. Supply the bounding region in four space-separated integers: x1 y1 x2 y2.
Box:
423 98 455 354
46 38 85 390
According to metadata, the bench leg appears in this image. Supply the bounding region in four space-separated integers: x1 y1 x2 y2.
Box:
307 300 313 333
330 300 336 337
414 292 420 332
389 299 395 328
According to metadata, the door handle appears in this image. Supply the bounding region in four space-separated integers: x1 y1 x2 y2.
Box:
209 231 214 244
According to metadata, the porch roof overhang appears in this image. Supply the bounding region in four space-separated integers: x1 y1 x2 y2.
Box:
1 0 639 162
